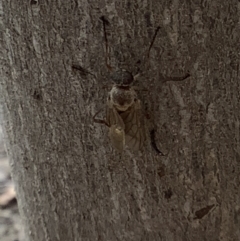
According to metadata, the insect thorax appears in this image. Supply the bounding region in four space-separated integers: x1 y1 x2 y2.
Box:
109 86 136 112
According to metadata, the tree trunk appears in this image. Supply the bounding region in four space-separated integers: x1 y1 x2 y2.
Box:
0 1 239 240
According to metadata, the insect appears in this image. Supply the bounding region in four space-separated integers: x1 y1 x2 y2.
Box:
74 16 190 153
93 17 165 152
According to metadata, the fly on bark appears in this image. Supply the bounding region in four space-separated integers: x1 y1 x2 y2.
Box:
93 16 161 152
92 16 190 152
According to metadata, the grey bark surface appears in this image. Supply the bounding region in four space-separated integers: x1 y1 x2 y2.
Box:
0 0 240 241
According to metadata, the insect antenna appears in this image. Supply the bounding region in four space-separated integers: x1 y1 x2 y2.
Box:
100 16 113 72
134 26 160 79
146 27 161 59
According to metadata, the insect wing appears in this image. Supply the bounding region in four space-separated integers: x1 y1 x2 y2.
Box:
120 99 145 151
106 99 125 152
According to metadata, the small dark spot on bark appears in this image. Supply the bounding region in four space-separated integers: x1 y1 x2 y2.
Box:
30 0 38 5
72 64 87 75
230 60 238 70
144 12 152 27
234 208 240 224
150 129 165 156
194 204 215 220
157 165 165 178
33 90 42 100
99 16 110 25
86 145 93 151
212 78 219 87
164 188 173 200
150 185 158 202
163 72 190 83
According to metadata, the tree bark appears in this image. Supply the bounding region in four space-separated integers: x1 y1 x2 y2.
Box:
0 0 240 240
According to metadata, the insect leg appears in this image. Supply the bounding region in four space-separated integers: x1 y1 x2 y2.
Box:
147 26 161 59
72 64 96 78
93 109 109 127
150 129 165 156
99 16 113 71
163 72 190 83
135 26 161 77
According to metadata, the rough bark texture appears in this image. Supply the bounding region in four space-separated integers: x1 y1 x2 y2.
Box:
0 0 240 241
